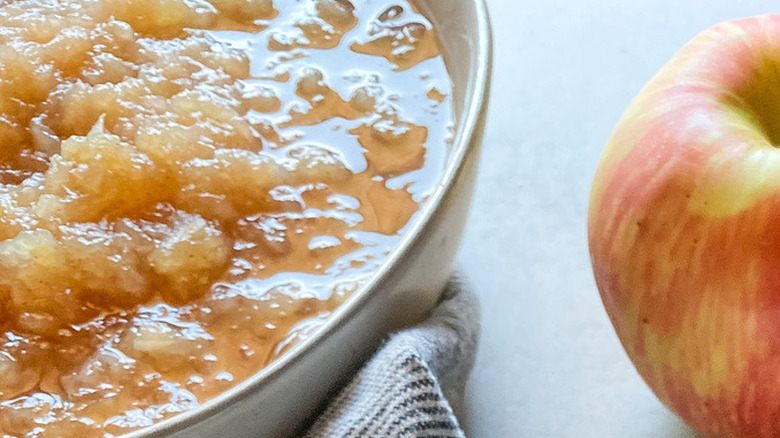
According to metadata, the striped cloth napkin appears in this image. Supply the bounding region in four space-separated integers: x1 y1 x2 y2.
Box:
304 273 480 438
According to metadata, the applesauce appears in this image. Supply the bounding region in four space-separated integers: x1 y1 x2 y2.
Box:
0 0 453 436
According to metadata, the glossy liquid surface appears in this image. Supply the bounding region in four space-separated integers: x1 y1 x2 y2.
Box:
0 0 452 436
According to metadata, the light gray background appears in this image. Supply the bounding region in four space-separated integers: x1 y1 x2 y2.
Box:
458 1 780 437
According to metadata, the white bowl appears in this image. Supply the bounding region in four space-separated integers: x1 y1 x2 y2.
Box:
129 1 492 436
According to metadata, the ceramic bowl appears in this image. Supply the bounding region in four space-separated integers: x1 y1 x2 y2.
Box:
129 1 492 436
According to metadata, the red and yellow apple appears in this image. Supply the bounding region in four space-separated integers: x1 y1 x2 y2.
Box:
589 15 780 438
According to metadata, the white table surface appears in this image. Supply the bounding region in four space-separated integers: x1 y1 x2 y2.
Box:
456 1 780 437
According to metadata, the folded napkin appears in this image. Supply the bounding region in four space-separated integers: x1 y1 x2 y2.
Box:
304 272 480 438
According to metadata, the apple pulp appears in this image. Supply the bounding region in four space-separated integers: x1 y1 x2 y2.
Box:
589 14 780 438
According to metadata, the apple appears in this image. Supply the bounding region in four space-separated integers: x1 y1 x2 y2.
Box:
589 14 780 438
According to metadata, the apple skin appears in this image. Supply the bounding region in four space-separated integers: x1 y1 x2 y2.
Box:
589 15 780 438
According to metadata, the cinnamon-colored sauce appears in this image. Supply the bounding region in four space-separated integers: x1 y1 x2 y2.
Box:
0 0 453 436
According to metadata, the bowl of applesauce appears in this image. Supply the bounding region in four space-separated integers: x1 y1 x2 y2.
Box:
0 0 491 437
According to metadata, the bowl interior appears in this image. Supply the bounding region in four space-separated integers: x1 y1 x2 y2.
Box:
126 1 492 436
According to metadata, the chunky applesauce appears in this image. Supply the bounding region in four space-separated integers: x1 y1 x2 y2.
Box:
0 0 453 436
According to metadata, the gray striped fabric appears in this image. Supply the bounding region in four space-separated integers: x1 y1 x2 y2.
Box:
304 273 480 438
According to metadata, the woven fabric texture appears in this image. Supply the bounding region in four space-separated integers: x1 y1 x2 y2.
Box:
304 273 480 438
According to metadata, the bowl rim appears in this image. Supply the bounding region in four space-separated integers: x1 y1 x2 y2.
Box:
129 1 493 436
